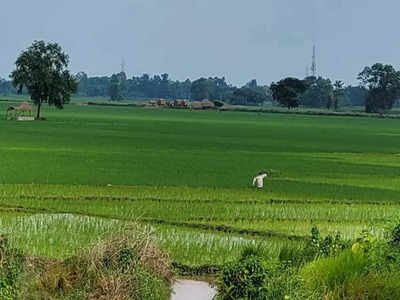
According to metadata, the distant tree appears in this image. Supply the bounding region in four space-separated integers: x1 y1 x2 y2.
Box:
358 63 400 113
10 41 77 119
75 72 88 96
109 72 126 101
109 74 120 101
191 78 216 100
0 77 16 95
160 73 170 98
344 86 367 106
229 87 267 106
270 78 308 109
118 72 127 99
332 80 345 110
246 79 258 90
183 79 192 99
301 76 333 108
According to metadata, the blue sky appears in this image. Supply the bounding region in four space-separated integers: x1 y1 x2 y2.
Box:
1 0 399 86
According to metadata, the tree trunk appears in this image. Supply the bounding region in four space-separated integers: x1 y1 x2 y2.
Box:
36 101 41 120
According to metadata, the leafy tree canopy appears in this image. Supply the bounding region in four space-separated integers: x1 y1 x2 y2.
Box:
10 40 77 119
270 77 308 109
229 87 268 106
301 76 333 108
358 63 400 113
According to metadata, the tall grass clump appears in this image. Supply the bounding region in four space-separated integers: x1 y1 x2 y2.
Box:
20 225 172 300
300 249 368 294
297 224 400 299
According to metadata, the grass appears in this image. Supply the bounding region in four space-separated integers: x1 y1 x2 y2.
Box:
0 101 400 282
1 102 400 190
0 184 398 270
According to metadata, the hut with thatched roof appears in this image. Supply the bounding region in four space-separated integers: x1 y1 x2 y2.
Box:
190 101 203 110
200 99 215 110
6 102 33 120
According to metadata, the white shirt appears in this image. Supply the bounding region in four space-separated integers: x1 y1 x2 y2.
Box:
253 174 267 188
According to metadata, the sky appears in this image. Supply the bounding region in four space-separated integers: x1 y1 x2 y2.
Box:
1 0 400 86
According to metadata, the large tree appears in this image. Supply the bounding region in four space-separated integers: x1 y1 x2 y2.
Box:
358 63 400 113
109 72 127 101
332 80 346 110
301 76 333 108
270 78 308 109
191 78 217 101
10 40 77 119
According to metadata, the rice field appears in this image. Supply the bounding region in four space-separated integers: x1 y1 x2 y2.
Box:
0 100 399 271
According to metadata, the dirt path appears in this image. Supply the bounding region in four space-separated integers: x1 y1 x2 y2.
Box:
171 279 216 300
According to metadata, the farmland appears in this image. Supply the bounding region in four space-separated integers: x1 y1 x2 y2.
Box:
1 100 400 297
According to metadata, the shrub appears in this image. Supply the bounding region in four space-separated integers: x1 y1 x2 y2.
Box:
20 226 172 300
279 227 347 268
215 245 268 299
0 236 25 300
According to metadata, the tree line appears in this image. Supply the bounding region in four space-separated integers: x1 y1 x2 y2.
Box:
3 40 400 118
1 71 368 108
270 64 400 113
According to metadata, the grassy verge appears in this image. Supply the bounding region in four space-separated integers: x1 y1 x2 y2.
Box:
1 226 172 300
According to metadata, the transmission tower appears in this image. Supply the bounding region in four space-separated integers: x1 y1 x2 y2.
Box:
121 58 126 74
311 45 317 77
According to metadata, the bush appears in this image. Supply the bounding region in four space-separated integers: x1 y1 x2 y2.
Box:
215 245 268 299
279 227 347 268
0 236 25 300
20 226 172 300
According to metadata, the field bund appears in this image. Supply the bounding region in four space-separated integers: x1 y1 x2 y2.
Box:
0 102 400 272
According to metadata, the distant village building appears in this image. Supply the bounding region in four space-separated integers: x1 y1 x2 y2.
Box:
200 99 215 110
141 98 214 110
190 99 215 110
191 101 203 110
157 99 167 106
6 102 34 120
173 100 190 108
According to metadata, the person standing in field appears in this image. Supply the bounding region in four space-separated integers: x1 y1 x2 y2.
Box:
253 171 268 188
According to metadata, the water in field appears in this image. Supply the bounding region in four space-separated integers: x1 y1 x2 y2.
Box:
172 280 216 300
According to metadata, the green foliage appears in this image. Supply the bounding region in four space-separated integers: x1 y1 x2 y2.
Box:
344 85 367 106
271 77 308 109
300 249 368 294
0 236 25 300
351 230 376 254
0 104 400 298
19 228 171 300
10 40 78 119
109 72 127 101
390 223 400 246
229 87 268 106
301 76 334 109
307 226 347 258
326 271 400 300
358 63 400 113
279 227 347 268
216 245 268 299
190 77 233 101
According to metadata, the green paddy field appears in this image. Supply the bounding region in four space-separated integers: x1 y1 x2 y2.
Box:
0 100 399 269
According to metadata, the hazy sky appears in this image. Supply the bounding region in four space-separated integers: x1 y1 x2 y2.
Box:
1 0 399 86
